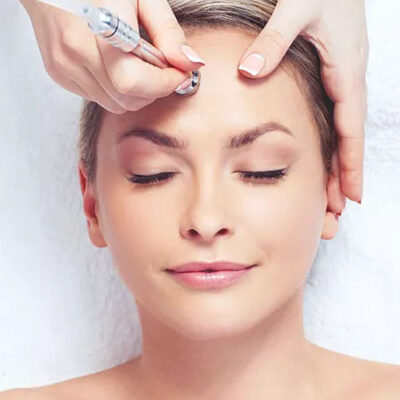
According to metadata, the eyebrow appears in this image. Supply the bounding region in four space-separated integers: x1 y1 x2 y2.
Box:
113 121 294 150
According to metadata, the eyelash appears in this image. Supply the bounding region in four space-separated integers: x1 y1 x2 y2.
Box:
127 169 288 186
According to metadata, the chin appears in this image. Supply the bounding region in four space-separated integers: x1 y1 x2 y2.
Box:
161 305 264 341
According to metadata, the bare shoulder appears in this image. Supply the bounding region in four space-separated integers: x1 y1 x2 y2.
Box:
0 359 140 400
0 388 50 400
310 342 400 399
0 387 73 400
363 361 400 399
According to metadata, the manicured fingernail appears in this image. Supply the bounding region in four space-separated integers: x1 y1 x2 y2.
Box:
181 45 205 65
238 53 265 76
175 77 192 91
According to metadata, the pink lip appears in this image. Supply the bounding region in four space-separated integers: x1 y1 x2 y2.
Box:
166 261 254 273
166 265 256 290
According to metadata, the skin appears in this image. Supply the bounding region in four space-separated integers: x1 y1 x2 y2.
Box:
19 0 367 204
4 28 398 400
237 0 368 204
80 28 342 399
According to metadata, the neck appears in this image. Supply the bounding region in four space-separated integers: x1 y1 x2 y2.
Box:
131 286 321 400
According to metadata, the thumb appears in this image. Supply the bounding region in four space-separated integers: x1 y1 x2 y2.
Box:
138 0 206 72
238 3 308 78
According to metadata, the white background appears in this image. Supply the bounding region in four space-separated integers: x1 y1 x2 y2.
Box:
1 0 399 391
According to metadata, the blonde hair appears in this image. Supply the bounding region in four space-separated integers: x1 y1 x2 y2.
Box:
78 0 336 184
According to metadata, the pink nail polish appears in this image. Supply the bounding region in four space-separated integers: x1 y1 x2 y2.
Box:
238 53 265 76
175 78 192 91
181 45 205 65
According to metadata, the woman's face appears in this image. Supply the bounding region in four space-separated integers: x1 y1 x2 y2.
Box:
81 29 339 339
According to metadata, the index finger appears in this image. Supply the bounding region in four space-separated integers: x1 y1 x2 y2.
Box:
97 40 190 98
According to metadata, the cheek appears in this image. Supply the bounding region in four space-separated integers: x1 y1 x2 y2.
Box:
95 176 167 285
238 165 326 280
95 150 326 299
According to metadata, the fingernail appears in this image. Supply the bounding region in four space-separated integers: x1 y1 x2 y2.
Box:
181 45 205 65
335 213 340 220
238 53 265 76
357 199 362 205
175 77 192 91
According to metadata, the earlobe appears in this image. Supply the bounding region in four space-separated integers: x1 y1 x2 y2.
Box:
78 161 107 248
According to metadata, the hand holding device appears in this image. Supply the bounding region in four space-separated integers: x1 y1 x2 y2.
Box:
19 0 206 113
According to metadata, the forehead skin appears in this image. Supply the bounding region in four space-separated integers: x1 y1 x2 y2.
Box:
97 28 322 179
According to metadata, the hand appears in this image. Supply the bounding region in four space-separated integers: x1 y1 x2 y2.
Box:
237 0 368 205
19 0 206 113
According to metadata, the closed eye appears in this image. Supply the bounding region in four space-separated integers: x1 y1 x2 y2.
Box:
126 169 288 186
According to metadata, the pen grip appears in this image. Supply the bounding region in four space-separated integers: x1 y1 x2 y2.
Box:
131 39 170 69
96 11 170 69
89 7 196 94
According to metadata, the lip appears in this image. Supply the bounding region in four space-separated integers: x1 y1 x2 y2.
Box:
166 261 255 273
166 266 256 290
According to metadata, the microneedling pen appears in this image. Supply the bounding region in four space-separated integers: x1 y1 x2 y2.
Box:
34 0 201 96
83 5 201 96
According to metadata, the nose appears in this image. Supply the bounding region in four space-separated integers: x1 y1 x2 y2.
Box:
180 196 234 244
184 225 231 243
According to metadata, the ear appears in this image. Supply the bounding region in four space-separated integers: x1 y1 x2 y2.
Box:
78 161 107 248
321 150 346 240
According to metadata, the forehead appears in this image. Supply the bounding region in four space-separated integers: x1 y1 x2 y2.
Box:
98 29 316 150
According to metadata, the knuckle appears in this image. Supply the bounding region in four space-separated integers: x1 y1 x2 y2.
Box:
59 25 77 49
340 61 366 94
127 99 152 112
161 76 178 97
44 52 65 79
60 30 86 58
156 73 172 97
127 104 143 112
114 95 140 111
153 18 183 43
104 104 125 114
112 76 138 95
161 17 181 32
350 66 366 92
263 28 287 53
164 23 183 38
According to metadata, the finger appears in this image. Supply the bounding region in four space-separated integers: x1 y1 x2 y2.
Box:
79 67 128 114
238 1 310 78
137 0 205 70
94 0 194 99
327 150 347 215
318 38 367 204
97 36 192 99
67 81 91 101
334 86 366 203
45 68 92 100
69 64 127 114
71 32 150 111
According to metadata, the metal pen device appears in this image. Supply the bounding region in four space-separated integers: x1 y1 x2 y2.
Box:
82 5 201 96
